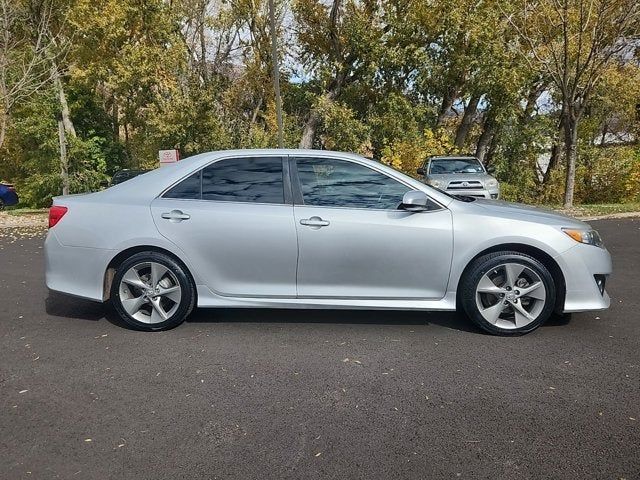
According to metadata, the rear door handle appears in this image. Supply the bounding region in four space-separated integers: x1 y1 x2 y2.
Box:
161 210 190 222
300 216 330 227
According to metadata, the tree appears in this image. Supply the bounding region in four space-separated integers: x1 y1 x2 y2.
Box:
507 0 640 207
0 0 59 150
295 0 385 148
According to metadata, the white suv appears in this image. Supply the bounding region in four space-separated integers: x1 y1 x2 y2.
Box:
417 156 500 199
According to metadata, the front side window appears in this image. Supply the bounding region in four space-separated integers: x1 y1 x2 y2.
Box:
295 158 410 210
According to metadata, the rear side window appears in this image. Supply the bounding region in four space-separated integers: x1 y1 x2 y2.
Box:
201 157 284 204
163 171 201 199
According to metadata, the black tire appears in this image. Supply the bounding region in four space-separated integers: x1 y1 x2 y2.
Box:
110 251 196 331
0 199 5 211
460 251 556 336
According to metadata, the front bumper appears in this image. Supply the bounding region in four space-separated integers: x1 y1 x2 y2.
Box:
444 189 499 199
555 243 612 312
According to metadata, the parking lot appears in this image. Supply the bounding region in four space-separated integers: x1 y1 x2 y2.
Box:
1 217 638 479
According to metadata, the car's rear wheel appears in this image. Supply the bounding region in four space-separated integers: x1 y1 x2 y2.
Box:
0 199 5 211
460 251 556 335
111 252 195 331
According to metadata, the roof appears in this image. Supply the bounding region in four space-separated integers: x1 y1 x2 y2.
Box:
73 149 453 206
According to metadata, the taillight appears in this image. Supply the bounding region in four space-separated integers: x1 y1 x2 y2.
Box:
48 206 68 228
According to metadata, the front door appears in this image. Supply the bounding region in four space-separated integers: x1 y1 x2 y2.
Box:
292 156 453 299
151 155 297 297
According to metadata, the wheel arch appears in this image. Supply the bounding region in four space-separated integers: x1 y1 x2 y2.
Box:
456 243 566 313
103 245 197 302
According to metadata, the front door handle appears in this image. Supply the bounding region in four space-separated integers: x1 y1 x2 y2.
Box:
300 216 330 227
161 210 190 222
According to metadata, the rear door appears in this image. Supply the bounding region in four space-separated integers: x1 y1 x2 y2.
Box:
291 156 453 299
151 155 298 297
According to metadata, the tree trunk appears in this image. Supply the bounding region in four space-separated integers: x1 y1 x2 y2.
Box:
299 108 322 149
0 77 8 150
112 97 119 142
436 86 459 127
543 143 561 184
599 123 608 146
0 110 7 151
198 0 207 84
542 118 564 184
268 0 283 148
522 82 543 123
58 118 69 195
475 111 495 163
52 62 75 195
53 79 75 138
299 88 339 149
454 93 480 148
485 130 500 166
563 116 578 208
299 0 346 149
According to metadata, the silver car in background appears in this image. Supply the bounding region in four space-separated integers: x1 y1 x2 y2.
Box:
417 156 500 199
45 149 611 335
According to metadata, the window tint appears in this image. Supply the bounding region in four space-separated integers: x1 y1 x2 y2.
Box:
163 171 201 199
295 158 410 209
201 157 284 204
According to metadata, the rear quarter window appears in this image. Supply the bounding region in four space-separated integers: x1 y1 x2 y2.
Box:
163 171 201 199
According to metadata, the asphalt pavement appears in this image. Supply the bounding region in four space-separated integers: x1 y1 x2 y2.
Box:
0 218 639 479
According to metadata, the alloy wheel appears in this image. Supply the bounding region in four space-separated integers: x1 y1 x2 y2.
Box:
475 262 546 330
118 261 182 324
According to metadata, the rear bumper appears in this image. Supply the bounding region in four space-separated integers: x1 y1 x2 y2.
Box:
555 243 612 312
44 230 113 302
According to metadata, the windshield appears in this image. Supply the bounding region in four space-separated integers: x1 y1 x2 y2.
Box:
428 158 484 174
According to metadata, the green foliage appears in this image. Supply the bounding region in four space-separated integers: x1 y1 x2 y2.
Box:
577 146 640 204
3 87 110 207
367 93 429 154
0 0 638 209
314 97 371 154
381 129 457 176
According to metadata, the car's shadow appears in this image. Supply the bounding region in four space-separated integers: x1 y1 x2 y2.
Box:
45 293 572 334
188 307 481 333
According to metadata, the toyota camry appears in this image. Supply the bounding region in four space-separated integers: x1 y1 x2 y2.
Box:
44 149 611 335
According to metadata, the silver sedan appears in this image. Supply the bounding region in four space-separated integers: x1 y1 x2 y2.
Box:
44 149 612 335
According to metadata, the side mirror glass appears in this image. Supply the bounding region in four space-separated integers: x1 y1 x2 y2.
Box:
401 190 429 212
486 165 495 174
416 167 425 175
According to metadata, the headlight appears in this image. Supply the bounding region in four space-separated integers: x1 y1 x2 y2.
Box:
427 179 445 189
562 228 605 248
486 179 498 188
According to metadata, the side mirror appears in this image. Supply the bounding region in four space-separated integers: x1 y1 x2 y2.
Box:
416 167 425 175
486 165 495 174
401 190 429 212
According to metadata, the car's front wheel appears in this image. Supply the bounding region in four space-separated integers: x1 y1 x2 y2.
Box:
460 251 556 335
111 252 196 331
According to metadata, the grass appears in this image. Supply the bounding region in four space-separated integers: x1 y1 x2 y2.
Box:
4 207 48 216
550 202 640 218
